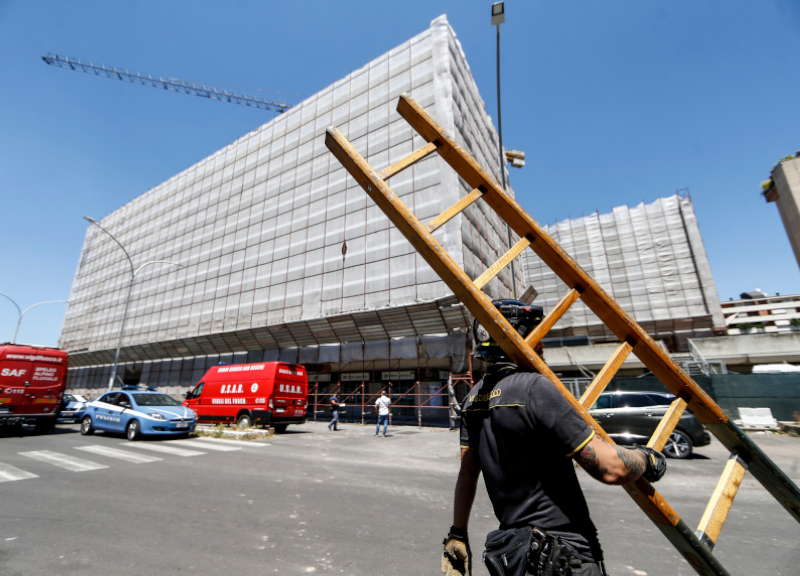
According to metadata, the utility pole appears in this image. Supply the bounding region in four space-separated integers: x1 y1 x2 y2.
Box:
84 217 183 391
492 2 518 298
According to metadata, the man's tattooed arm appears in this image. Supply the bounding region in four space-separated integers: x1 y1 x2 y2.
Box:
574 436 647 485
574 443 609 482
612 444 646 482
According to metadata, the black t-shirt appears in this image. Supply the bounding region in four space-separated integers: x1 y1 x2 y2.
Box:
460 367 601 562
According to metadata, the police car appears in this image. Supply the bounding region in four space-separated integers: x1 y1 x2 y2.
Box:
58 393 89 423
80 387 197 441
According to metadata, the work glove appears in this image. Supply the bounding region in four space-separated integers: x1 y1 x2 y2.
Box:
442 525 472 576
633 445 667 483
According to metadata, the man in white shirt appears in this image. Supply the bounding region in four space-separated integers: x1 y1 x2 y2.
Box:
375 390 391 437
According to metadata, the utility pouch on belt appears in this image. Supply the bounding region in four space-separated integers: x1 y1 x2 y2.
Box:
483 526 576 576
483 526 533 576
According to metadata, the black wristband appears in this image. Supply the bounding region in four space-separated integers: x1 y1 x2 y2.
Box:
448 525 468 540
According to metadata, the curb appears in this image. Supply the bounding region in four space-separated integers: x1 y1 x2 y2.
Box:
194 425 272 439
778 421 800 434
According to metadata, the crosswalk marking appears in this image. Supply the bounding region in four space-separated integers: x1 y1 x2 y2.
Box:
75 445 162 463
167 439 241 452
194 436 269 448
122 443 204 457
19 450 108 472
0 462 38 482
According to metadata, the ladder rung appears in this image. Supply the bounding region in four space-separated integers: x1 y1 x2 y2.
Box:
525 288 581 347
646 397 688 452
426 187 484 233
473 237 531 290
695 451 748 551
579 341 632 407
378 141 438 180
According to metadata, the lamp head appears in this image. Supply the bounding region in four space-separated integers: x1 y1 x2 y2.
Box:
83 216 96 224
491 2 505 26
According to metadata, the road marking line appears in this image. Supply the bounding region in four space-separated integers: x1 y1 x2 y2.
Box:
0 462 38 482
194 437 269 447
122 443 204 457
166 439 241 452
19 450 108 472
75 445 162 463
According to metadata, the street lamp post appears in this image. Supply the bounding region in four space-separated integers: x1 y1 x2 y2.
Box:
83 217 184 391
491 1 518 299
0 293 68 344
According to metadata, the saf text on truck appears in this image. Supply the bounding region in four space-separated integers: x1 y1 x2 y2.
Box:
183 362 308 433
0 344 67 433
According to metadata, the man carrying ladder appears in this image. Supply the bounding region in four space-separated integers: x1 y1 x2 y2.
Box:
442 300 666 576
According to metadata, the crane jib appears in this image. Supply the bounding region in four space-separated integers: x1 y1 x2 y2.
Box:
41 53 292 114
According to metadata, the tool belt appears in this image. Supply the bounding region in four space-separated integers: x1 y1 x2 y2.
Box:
482 526 584 576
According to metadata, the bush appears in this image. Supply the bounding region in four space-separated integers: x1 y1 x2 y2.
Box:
791 318 800 327
734 323 765 331
761 179 774 191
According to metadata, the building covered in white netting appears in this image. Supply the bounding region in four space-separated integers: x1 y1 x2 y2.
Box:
59 16 726 421
59 16 522 419
521 194 725 352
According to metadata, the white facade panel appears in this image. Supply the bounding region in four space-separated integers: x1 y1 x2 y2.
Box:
59 15 520 355
521 194 725 350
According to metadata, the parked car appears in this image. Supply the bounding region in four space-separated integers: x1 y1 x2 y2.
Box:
58 393 88 423
81 388 197 440
588 391 711 459
183 361 308 433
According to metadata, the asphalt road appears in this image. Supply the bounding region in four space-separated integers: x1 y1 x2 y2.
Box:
0 421 798 576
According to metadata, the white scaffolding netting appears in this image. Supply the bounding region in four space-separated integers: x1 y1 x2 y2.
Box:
59 15 519 355
521 194 724 351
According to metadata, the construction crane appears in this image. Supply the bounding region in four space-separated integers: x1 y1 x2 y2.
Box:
42 53 293 114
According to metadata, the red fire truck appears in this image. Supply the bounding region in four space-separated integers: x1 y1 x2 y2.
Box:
183 362 308 433
0 344 68 432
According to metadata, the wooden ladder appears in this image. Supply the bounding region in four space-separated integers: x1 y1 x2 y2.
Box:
325 94 800 576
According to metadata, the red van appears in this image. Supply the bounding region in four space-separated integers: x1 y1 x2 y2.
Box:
0 344 68 432
183 362 308 433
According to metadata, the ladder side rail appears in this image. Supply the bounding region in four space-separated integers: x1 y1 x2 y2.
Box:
325 127 731 576
395 94 800 524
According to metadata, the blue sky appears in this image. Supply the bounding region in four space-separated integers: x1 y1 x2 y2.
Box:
2 0 799 347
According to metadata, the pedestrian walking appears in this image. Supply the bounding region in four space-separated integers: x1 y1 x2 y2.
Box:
374 390 391 436
441 299 667 576
328 392 341 431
